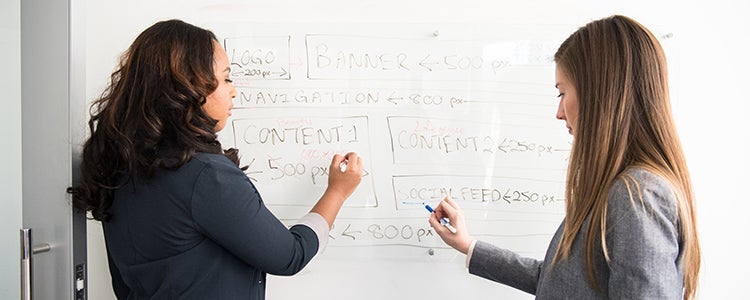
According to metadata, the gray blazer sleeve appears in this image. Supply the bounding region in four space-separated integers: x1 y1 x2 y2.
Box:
468 240 543 294
605 171 682 299
466 169 683 298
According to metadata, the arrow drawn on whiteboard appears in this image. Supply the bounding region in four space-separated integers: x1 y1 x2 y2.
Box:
501 188 512 203
243 158 263 182
419 54 439 71
402 200 428 205
341 224 360 240
276 66 288 78
386 91 403 105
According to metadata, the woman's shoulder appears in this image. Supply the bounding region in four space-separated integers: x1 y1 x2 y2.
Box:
608 167 679 224
189 152 254 190
191 152 237 168
183 151 246 178
614 167 674 199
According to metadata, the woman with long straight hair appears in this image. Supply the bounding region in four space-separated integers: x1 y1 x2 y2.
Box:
429 15 700 299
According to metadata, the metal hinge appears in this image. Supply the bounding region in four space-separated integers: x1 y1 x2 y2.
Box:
74 263 86 300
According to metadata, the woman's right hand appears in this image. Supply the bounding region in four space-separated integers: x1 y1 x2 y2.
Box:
325 152 362 201
429 197 473 254
311 152 363 228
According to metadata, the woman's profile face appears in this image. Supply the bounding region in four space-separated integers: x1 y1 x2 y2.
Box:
203 41 237 132
555 64 578 136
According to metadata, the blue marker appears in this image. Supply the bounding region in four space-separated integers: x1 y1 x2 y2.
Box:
424 204 457 234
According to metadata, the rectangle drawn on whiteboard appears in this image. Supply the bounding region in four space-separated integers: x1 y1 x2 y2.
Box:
230 115 377 207
392 175 564 212
224 35 291 86
306 34 557 82
386 116 569 170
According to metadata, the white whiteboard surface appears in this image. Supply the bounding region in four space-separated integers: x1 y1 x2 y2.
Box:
211 22 569 300
81 1 750 299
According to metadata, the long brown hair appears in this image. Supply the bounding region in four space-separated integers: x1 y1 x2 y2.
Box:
69 20 227 221
553 15 700 299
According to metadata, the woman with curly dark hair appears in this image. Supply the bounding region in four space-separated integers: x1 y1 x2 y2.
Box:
68 19 363 299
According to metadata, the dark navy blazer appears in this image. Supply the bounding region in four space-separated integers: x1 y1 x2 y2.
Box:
104 152 322 299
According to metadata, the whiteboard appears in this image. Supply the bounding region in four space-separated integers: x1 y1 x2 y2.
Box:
207 22 570 299
81 1 750 300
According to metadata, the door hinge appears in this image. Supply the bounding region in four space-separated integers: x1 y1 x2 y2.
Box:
74 263 86 300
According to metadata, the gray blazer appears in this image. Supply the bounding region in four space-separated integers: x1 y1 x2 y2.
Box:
468 167 684 299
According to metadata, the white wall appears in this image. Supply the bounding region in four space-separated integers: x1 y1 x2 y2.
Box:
83 1 750 299
670 1 750 298
0 0 23 298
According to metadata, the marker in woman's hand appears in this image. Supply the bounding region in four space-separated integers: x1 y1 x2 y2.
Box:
339 161 347 172
424 203 457 234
